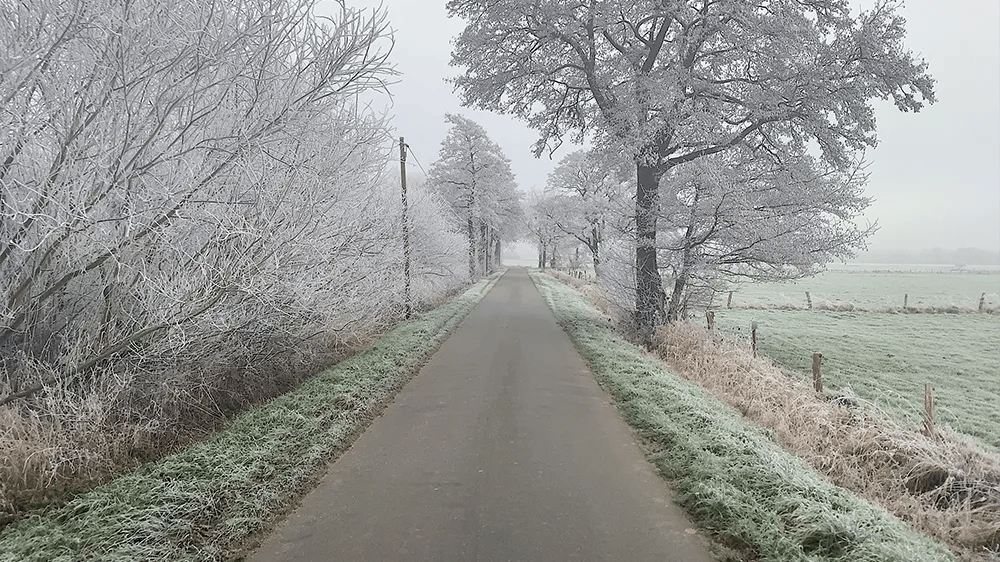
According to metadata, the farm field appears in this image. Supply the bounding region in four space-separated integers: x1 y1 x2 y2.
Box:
721 267 1000 311
715 306 1000 449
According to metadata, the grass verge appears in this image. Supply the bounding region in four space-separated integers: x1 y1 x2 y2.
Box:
0 274 501 562
529 270 956 562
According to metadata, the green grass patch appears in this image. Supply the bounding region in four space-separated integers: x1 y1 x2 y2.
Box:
0 275 500 562
530 271 955 562
716 308 1000 448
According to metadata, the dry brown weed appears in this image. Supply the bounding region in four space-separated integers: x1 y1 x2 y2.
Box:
652 322 1000 561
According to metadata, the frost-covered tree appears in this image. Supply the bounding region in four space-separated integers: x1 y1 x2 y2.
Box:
542 149 629 276
0 0 403 404
660 152 874 321
396 175 470 300
448 0 935 344
428 114 523 279
525 191 571 269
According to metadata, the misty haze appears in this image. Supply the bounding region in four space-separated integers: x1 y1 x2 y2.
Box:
1 1 997 561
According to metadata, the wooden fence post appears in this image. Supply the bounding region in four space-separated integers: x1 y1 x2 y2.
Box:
706 310 715 331
812 352 823 392
904 293 908 309
727 291 733 309
806 291 813 310
923 383 936 440
979 292 986 312
751 321 758 357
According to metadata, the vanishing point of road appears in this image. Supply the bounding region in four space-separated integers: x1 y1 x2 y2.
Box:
250 268 715 561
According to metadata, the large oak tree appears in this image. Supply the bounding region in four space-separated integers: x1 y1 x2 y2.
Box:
447 0 934 344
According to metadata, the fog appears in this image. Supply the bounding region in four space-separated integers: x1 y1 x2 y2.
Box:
332 0 1000 253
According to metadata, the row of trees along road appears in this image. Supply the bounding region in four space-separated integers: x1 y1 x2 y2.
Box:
428 114 525 281
449 0 936 346
0 0 471 456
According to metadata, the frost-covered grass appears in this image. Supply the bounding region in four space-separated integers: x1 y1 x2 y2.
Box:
725 269 1000 311
0 275 500 562
530 271 955 562
716 308 1000 448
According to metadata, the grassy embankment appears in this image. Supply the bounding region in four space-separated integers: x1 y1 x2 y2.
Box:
0 274 501 562
531 270 956 562
715 308 1000 448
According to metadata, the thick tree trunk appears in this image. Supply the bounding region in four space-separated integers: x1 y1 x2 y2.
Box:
635 162 665 347
494 234 501 268
539 241 546 268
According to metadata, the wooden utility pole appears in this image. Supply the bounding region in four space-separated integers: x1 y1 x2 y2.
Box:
400 137 412 319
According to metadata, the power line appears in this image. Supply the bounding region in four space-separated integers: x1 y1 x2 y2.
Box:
406 144 428 177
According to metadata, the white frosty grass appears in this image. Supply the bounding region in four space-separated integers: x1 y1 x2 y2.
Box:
530 271 955 562
716 308 1000 447
726 269 1000 311
0 275 501 562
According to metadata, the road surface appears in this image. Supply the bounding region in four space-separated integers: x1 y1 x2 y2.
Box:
249 268 715 561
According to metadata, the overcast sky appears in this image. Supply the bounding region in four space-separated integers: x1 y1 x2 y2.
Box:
325 0 999 252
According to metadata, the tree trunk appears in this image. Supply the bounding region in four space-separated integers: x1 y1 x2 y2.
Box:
590 225 600 277
467 216 476 280
635 162 665 347
494 234 501 268
482 223 492 274
666 192 700 322
539 240 546 268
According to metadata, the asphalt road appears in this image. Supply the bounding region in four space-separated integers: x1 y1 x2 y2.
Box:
249 268 715 562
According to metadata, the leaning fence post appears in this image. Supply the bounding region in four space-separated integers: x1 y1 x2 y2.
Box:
727 291 733 309
751 321 758 357
812 352 823 392
706 310 715 331
979 292 986 312
923 383 936 440
806 291 813 310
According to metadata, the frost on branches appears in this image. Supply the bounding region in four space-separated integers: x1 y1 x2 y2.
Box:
538 149 630 277
428 114 525 281
660 152 874 321
0 0 465 422
448 0 935 345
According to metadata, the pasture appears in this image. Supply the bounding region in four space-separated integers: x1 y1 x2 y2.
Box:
724 266 999 311
714 268 1000 448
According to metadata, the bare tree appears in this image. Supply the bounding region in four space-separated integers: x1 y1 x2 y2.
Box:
525 191 571 270
659 152 875 321
427 114 523 280
541 149 630 277
448 0 935 345
0 0 399 401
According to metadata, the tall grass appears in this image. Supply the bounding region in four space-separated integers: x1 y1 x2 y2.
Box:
531 270 957 562
654 322 999 561
0 274 500 561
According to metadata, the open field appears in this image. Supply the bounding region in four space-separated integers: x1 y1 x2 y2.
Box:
714 305 1000 449
722 268 1000 311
